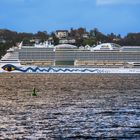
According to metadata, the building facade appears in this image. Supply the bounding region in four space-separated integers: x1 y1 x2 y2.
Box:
19 43 140 67
55 30 69 39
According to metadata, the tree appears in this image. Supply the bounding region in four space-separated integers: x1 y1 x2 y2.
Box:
77 28 86 38
123 33 140 46
83 39 96 46
51 32 59 45
35 31 48 42
90 28 99 37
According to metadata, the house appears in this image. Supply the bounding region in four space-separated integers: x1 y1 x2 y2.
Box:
82 33 90 39
0 39 6 43
59 39 76 44
55 30 69 39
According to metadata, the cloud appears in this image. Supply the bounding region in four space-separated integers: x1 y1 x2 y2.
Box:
96 0 140 5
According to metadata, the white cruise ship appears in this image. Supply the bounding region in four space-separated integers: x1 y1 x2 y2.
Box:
0 43 140 74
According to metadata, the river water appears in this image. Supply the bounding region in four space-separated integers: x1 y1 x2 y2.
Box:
0 74 140 139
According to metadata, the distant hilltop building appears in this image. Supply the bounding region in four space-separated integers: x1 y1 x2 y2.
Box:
0 39 6 43
55 30 69 39
82 32 90 39
59 38 76 44
55 30 76 44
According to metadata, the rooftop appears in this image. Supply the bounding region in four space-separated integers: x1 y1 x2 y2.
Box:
54 44 77 49
91 43 121 51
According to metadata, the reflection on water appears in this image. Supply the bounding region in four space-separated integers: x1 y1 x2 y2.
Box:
0 74 140 139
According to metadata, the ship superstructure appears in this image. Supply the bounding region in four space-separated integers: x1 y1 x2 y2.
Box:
18 43 140 68
1 43 140 68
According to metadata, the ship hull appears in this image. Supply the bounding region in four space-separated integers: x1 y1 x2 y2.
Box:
0 64 140 74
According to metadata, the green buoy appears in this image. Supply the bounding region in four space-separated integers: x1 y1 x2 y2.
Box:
32 87 37 96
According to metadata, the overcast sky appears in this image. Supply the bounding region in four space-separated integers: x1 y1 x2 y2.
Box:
0 0 140 36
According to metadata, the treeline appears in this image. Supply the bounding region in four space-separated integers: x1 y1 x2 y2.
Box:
0 43 13 59
0 28 140 46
